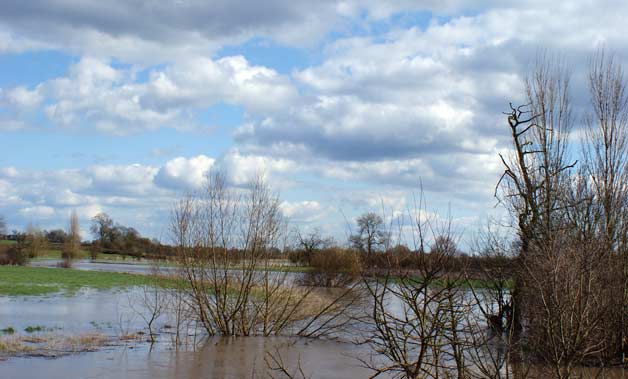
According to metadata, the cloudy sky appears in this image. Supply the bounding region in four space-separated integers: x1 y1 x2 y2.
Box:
0 0 624 246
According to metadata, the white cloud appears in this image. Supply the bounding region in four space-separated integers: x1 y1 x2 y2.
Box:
1 86 43 109
155 155 215 190
216 149 298 186
19 205 55 219
280 200 329 222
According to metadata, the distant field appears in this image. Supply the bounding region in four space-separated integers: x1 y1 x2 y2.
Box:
33 249 142 262
0 266 157 296
0 240 16 245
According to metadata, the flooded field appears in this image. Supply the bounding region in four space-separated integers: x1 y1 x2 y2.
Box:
0 269 379 379
2 262 627 378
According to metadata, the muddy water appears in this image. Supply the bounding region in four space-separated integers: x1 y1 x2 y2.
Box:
0 337 378 378
6 264 628 378
0 270 376 378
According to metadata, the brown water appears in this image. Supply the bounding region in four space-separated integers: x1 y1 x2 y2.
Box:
4 264 628 378
0 337 378 379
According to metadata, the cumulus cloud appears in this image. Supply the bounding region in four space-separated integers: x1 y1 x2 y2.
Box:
215 149 298 187
155 155 215 190
0 55 296 134
1 0 626 244
1 86 43 109
280 200 329 222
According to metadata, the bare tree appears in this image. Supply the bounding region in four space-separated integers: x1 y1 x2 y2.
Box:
129 266 167 344
170 171 356 338
90 212 113 246
62 210 81 268
350 212 389 259
294 228 333 264
496 52 628 376
23 224 48 259
360 191 472 379
583 49 628 360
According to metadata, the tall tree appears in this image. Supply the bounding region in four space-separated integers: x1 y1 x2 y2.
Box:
583 49 628 362
0 214 6 236
90 212 113 246
62 210 81 267
350 212 388 258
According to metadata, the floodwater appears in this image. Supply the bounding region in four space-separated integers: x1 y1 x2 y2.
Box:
0 337 377 378
30 259 176 275
1 264 377 378
0 287 148 334
4 263 627 378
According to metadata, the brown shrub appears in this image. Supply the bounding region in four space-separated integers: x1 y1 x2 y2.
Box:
301 248 362 287
0 244 29 265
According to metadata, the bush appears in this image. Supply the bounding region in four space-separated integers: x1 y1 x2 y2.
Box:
0 245 29 266
300 248 362 287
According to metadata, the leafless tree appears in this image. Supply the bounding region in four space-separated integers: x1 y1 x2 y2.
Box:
350 212 389 259
583 49 628 360
359 191 473 379
61 210 81 268
129 266 167 344
496 52 628 376
90 212 113 245
170 171 356 338
294 227 333 264
23 224 48 259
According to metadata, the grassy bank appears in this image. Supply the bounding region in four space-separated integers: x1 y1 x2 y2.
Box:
0 266 155 296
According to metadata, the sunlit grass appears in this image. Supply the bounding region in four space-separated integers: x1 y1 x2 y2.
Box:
0 266 156 296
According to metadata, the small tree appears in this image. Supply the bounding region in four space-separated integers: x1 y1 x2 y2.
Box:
24 224 47 259
295 228 333 264
62 211 81 267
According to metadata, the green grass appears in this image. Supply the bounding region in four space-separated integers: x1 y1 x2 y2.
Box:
0 240 16 245
24 325 45 333
0 265 157 296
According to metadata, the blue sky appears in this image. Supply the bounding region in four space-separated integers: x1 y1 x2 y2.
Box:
0 0 626 248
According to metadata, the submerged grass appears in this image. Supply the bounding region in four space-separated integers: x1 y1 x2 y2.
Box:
0 332 109 358
0 266 157 296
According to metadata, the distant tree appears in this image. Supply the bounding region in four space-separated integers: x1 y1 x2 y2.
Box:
0 214 6 236
62 211 81 267
296 228 333 264
430 235 458 256
90 213 113 246
45 229 68 244
350 212 389 258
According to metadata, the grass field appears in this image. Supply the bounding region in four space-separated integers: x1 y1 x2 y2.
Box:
0 266 157 296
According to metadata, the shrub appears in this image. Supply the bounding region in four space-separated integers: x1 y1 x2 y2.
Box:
0 245 29 266
300 247 362 287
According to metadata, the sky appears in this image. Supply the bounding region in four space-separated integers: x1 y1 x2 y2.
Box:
0 0 626 247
